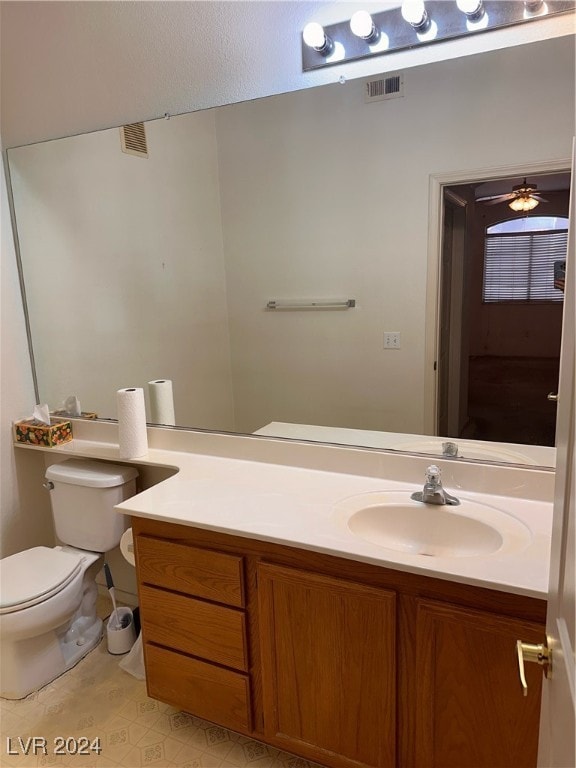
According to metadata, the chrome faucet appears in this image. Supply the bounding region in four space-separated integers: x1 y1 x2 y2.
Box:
411 465 460 506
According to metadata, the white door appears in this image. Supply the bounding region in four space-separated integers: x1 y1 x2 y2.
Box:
537 142 575 768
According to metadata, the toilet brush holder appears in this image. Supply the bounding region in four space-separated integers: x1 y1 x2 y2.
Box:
106 607 136 655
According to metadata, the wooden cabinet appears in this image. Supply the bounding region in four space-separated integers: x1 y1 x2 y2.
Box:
258 563 396 767
136 531 251 732
132 518 546 768
414 600 544 768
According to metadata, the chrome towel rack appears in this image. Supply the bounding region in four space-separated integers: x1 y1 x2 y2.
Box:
266 299 356 311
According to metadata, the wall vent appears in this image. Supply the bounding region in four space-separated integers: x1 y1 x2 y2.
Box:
120 122 148 158
365 74 404 103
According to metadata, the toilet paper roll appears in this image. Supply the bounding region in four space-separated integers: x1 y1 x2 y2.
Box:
117 388 148 459
120 528 136 566
148 379 175 425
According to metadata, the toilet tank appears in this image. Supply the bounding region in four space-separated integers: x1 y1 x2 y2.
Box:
45 459 139 552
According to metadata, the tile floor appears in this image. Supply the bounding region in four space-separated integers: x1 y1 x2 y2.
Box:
0 597 325 768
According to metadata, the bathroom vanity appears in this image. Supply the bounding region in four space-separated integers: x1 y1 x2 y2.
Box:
14 422 552 767
131 516 545 768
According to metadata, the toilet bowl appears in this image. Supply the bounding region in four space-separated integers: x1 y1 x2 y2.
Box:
0 459 138 699
0 546 103 699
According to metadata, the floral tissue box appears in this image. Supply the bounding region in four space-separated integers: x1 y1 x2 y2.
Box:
13 418 73 447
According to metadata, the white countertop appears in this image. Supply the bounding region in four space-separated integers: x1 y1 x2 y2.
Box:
113 446 551 600
16 422 553 600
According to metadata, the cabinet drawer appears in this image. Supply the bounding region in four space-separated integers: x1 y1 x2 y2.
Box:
136 535 244 607
145 643 251 732
140 585 248 671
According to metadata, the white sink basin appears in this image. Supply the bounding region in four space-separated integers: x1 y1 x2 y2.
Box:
336 492 532 558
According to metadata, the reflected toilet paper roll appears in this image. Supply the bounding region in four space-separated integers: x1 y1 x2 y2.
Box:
117 387 148 459
120 528 136 566
148 379 175 425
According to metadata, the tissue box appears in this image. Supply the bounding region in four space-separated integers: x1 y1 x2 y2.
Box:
51 409 98 420
13 418 73 447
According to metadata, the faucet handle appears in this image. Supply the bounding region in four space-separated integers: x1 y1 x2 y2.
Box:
425 465 441 483
442 441 459 457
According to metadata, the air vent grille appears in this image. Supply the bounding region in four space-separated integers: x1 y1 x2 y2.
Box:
365 74 404 103
120 122 148 158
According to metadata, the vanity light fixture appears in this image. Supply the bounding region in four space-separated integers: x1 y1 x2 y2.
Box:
350 11 381 43
301 1 575 71
509 195 539 212
401 1 432 32
302 22 334 55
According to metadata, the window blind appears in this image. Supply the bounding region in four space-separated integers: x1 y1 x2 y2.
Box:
483 229 567 303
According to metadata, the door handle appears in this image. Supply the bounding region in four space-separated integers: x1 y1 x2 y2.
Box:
547 392 559 402
516 640 551 696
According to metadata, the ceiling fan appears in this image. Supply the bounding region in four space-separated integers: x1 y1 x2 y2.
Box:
476 178 548 211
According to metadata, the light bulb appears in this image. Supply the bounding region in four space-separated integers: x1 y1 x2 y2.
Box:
401 1 430 31
456 0 483 16
509 196 539 212
303 22 333 54
524 0 547 16
401 0 425 24
350 11 380 43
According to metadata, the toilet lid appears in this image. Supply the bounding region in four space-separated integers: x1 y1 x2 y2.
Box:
0 547 83 613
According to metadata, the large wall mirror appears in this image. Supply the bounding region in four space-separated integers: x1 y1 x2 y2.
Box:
8 37 574 468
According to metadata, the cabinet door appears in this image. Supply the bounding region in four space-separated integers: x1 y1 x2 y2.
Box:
258 563 396 768
415 599 544 768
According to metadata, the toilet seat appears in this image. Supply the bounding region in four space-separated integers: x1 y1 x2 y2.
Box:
0 547 83 614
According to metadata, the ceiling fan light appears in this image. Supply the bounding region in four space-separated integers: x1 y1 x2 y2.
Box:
509 195 539 212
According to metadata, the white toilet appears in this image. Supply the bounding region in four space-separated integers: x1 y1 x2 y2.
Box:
0 459 138 699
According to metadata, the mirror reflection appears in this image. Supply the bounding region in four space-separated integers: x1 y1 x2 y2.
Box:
8 38 573 467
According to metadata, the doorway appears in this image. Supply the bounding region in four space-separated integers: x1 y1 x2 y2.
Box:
437 171 570 447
